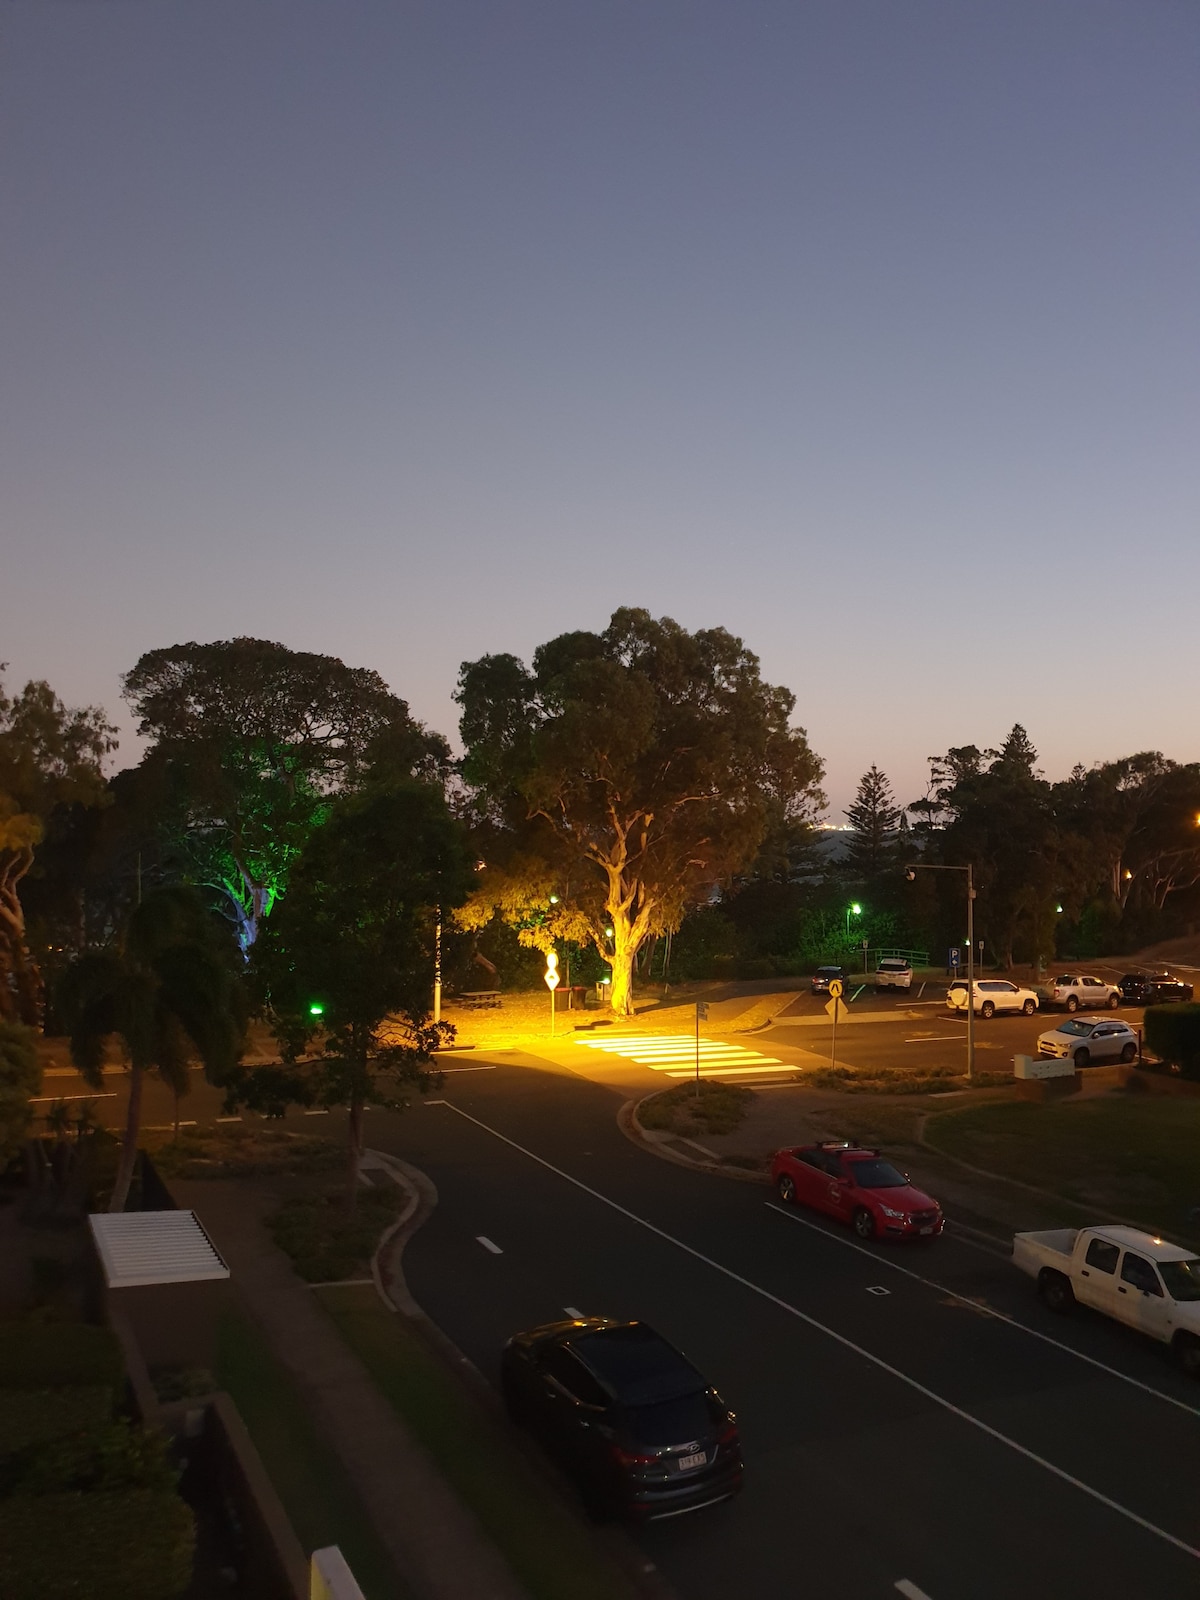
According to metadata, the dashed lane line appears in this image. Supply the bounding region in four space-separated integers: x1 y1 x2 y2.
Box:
430 1101 1200 1563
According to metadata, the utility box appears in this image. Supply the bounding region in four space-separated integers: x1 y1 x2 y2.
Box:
88 1209 231 1371
1013 1055 1080 1101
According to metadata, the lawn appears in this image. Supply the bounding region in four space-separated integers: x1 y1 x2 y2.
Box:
926 1096 1200 1239
317 1285 642 1600
215 1309 406 1600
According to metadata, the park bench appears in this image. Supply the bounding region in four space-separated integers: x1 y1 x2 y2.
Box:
458 990 502 1010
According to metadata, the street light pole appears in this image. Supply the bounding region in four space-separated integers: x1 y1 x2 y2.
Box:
905 863 976 1082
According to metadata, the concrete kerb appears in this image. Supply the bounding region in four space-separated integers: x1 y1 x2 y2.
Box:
362 1150 681 1600
618 1094 770 1186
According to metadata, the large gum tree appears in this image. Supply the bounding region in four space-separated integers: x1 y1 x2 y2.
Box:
456 609 825 1016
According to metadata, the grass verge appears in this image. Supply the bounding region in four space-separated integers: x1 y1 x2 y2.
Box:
316 1284 641 1600
267 1182 407 1282
638 1080 754 1137
927 1096 1200 1240
214 1308 404 1600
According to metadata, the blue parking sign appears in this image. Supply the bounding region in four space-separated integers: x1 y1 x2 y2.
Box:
949 947 960 968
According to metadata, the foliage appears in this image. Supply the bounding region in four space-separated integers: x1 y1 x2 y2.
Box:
0 1388 115 1456
0 1489 194 1600
145 1123 341 1180
123 638 450 952
57 886 245 1211
0 1322 123 1391
456 608 825 1014
267 1182 407 1282
0 1020 41 1163
238 782 474 1198
1 1419 176 1496
843 766 904 883
0 672 117 1024
1143 1004 1200 1081
638 1080 754 1138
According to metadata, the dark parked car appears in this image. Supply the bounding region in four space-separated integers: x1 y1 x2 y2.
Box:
500 1318 742 1520
811 965 846 994
1118 971 1195 1005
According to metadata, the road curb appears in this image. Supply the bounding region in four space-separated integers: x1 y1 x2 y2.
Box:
617 1093 770 1186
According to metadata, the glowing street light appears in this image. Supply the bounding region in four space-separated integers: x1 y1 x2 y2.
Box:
845 902 862 937
308 1001 325 1018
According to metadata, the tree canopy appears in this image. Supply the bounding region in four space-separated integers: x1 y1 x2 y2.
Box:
455 608 825 1014
123 638 450 953
0 673 117 1024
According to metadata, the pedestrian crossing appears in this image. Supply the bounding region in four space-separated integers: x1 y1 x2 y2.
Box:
575 1033 795 1079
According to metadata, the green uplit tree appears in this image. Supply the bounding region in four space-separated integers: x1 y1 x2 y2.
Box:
456 609 825 1016
123 639 449 954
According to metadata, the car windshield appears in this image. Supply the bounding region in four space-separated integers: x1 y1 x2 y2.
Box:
1158 1260 1200 1303
622 1391 713 1446
1058 1020 1094 1037
847 1158 908 1189
1054 976 1077 985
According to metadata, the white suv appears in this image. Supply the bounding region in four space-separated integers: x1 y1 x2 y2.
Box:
875 959 913 991
946 979 1039 1018
1038 974 1122 1013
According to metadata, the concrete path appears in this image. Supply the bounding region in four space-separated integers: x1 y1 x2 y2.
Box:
173 1178 529 1600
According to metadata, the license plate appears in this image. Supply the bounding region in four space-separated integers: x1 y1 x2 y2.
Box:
919 1226 934 1235
677 1452 707 1472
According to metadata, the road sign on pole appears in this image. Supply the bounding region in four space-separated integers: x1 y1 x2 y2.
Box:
695 1000 709 1096
545 952 559 1035
828 978 844 1001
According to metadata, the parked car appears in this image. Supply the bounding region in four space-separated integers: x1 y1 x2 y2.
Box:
1118 971 1195 1005
500 1318 743 1519
1037 974 1122 1012
946 979 1038 1018
875 958 913 991
1012 1225 1200 1373
771 1140 943 1240
811 965 846 994
1036 1018 1138 1065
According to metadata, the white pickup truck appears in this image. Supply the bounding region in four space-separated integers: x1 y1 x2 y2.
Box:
1013 1225 1200 1372
1037 974 1122 1012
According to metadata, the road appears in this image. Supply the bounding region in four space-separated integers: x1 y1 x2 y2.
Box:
363 1058 1200 1600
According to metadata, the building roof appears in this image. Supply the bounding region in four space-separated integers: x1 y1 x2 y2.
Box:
88 1209 231 1288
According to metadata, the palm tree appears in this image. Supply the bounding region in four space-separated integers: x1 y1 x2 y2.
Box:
58 887 243 1212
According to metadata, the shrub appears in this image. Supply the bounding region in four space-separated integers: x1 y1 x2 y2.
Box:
267 1182 405 1283
0 1321 123 1390
0 1387 114 1456
638 1081 755 1137
1143 1005 1200 1080
0 1489 194 1600
1 1419 176 1496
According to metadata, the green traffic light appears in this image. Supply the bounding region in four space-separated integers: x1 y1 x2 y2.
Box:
309 1002 325 1017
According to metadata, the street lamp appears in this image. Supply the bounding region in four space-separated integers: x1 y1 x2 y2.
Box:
905 863 977 1081
846 902 862 937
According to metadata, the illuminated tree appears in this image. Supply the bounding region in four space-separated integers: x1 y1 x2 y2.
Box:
456 608 825 1016
123 639 449 953
0 674 117 1025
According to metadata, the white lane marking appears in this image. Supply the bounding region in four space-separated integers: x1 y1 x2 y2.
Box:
144 1121 197 1130
437 1065 498 1074
903 1035 963 1043
304 1109 330 1116
917 982 926 998
663 1065 796 1078
476 1235 503 1255
765 1203 1200 1420
564 1306 584 1318
215 1116 242 1123
866 1286 891 1297
851 984 866 1001
433 1102 1200 1561
896 1582 935 1600
31 1092 118 1102
575 1034 785 1076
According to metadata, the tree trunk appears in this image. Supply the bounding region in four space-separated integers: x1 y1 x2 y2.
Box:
345 1091 364 1210
607 928 637 1016
108 1063 144 1213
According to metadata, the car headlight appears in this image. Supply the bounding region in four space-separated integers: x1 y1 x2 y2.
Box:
880 1206 906 1219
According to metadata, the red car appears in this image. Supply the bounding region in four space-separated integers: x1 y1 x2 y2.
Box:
771 1141 944 1241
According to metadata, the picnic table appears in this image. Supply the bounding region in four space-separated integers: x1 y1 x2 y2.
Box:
458 990 502 1010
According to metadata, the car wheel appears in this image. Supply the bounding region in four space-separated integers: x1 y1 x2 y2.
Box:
776 1174 796 1205
980 1001 995 1019
1108 992 1121 1009
1119 1042 1136 1063
1066 996 1079 1013
852 1207 876 1240
1175 1334 1200 1379
1022 999 1036 1016
1039 1269 1075 1314
1073 1048 1090 1067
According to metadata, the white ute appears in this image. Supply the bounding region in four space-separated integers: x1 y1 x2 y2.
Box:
1013 1225 1200 1373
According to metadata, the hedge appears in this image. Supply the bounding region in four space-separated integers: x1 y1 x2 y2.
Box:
0 1322 123 1390
1143 1004 1200 1080
0 1387 113 1456
0 1489 195 1600
1 1419 176 1497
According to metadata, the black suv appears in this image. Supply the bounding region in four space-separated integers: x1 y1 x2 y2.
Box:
1118 972 1195 1005
500 1318 742 1520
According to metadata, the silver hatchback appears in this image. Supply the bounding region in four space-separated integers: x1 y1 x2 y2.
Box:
1037 1018 1138 1066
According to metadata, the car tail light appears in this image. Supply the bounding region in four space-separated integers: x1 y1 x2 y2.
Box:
610 1444 658 1468
718 1421 739 1447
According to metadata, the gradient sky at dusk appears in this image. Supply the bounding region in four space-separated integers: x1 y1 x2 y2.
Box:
2 1 1197 813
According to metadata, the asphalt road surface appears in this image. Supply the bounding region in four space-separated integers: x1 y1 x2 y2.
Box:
366 1060 1200 1600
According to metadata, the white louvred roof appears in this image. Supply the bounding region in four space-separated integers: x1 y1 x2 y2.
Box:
88 1209 230 1288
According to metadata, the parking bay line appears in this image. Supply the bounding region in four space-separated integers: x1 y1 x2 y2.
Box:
476 1235 503 1255
430 1101 1200 1562
903 1035 964 1043
764 1202 1200 1421
895 1582 934 1600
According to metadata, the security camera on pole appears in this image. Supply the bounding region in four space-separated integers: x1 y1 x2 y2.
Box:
544 949 560 1035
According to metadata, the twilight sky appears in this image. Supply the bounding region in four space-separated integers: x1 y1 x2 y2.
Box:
2 0 1197 813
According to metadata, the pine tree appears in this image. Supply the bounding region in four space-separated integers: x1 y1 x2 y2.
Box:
844 767 903 881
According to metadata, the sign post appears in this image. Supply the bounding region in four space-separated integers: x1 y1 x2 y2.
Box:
826 979 844 1071
695 1001 709 1098
544 951 560 1035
